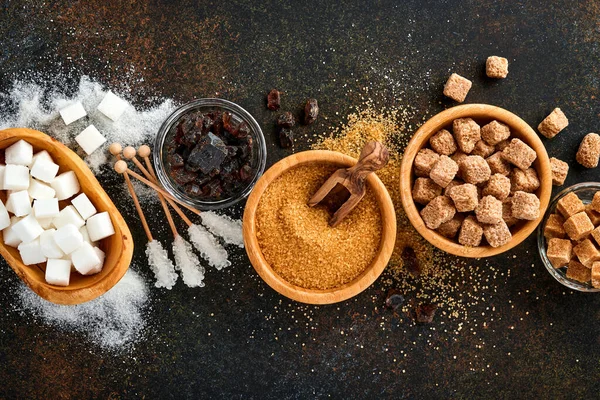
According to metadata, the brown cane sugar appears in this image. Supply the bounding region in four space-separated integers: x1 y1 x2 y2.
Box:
255 164 382 290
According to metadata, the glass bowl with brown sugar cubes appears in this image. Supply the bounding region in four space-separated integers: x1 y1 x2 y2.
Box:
538 182 600 292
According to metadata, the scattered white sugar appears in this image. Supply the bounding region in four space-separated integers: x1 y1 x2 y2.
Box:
200 211 244 248
129 179 160 205
17 268 148 352
188 224 231 270
173 235 205 288
145 240 177 289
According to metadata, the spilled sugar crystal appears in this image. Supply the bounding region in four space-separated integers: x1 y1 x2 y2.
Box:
173 235 205 287
145 240 178 289
200 211 244 248
188 224 231 270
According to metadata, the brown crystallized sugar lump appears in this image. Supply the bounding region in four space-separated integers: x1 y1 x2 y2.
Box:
447 183 479 212
414 148 440 177
591 191 600 213
483 221 512 248
563 212 594 241
495 140 510 152
576 133 600 168
538 108 568 139
453 118 481 153
486 152 512 176
592 262 600 288
458 215 483 247
544 213 566 239
481 120 511 145
412 178 442 205
510 168 540 193
475 195 503 224
511 191 540 220
436 214 465 239
546 238 573 268
549 157 569 186
502 198 519 227
556 192 585 218
420 195 456 230
443 179 463 196
501 138 537 170
443 73 472 103
573 239 600 268
461 155 491 185
486 56 509 79
591 226 600 247
482 174 511 200
429 155 458 188
471 140 496 158
566 260 591 283
429 129 457 155
586 205 600 226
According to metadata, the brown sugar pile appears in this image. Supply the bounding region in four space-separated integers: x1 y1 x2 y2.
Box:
255 164 382 290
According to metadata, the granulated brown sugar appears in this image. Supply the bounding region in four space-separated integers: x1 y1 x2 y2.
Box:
256 164 382 290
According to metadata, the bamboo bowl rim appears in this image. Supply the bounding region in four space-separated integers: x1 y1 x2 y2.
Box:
400 104 552 258
243 150 397 304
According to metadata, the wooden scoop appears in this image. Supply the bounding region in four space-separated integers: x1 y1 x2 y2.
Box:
308 141 389 227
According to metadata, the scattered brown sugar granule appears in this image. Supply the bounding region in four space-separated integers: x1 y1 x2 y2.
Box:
501 138 537 170
447 183 479 212
420 195 456 229
486 56 509 79
538 108 568 139
475 195 503 224
591 262 600 288
482 173 511 200
414 148 440 177
481 120 511 146
443 73 472 103
576 133 600 168
461 155 491 185
544 213 566 239
483 221 512 248
556 192 585 218
429 129 457 155
429 155 458 188
511 191 540 221
573 239 600 268
436 214 464 239
458 215 483 247
471 140 496 158
412 177 442 205
510 168 540 193
547 238 573 268
255 164 382 290
549 157 569 186
502 197 518 227
566 260 591 283
486 152 512 176
453 118 481 153
564 212 594 241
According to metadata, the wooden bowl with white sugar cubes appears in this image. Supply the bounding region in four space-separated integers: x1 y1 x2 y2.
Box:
0 127 133 305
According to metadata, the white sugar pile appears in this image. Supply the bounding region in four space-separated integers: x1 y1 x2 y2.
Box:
17 268 149 352
146 240 178 289
188 224 231 270
201 211 244 248
173 235 205 287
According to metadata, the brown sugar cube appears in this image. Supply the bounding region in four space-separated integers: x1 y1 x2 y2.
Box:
429 156 458 188
510 168 540 193
420 195 456 230
576 133 600 168
483 221 512 248
443 73 472 103
414 148 440 177
511 191 540 221
475 195 503 224
566 260 591 283
460 155 491 185
546 238 573 268
447 183 479 212
590 226 600 247
436 214 464 239
501 138 537 170
544 213 566 239
549 157 569 186
486 152 512 176
481 120 511 145
563 212 594 241
538 108 568 139
458 215 483 247
502 197 519 227
585 204 600 226
486 56 509 79
482 174 511 200
429 129 457 156
556 192 585 218
453 118 481 153
412 178 442 205
573 239 600 268
443 179 463 196
495 140 510 152
591 262 600 288
591 191 600 213
471 140 496 158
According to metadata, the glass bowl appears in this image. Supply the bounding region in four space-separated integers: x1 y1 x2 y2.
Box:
154 98 267 210
538 182 600 292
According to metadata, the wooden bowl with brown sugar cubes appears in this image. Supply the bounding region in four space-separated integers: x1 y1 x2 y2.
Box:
400 104 552 258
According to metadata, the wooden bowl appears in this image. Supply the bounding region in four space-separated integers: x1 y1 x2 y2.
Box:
400 104 552 258
243 150 396 304
0 128 134 305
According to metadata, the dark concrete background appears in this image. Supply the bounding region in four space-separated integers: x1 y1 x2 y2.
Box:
1 0 600 398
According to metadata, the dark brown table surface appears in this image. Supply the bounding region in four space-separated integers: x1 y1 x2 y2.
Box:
1 1 600 398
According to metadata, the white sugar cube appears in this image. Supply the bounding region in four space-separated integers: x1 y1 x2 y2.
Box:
86 212 115 242
0 200 10 231
59 101 87 125
45 259 72 286
51 171 80 200
31 150 54 165
30 156 59 183
52 205 85 229
18 238 46 265
3 216 22 248
71 193 97 220
6 190 31 217
54 224 84 254
0 165 6 190
4 164 30 190
28 178 56 200
33 198 59 219
38 217 54 229
84 246 105 275
76 125 106 155
97 91 128 121
79 225 96 245
5 139 33 166
40 229 65 259
71 242 101 275
12 213 44 243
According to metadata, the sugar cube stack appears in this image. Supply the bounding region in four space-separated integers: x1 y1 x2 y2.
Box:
76 125 107 155
59 101 87 125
